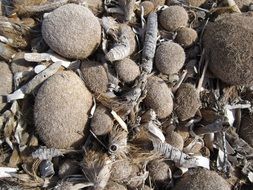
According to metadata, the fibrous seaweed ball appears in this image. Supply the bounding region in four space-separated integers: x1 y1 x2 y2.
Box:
165 131 184 150
91 105 113 136
203 13 253 86
173 168 231 190
155 41 185 75
58 159 81 178
144 76 173 119
239 114 253 147
34 71 92 149
159 6 189 32
42 4 101 59
174 83 200 121
0 62 12 112
138 1 155 16
110 159 132 183
115 58 140 83
81 60 108 94
175 27 198 48
104 181 127 190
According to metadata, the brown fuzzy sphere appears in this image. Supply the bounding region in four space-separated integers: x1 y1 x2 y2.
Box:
159 6 189 32
115 58 140 83
239 114 253 147
138 1 155 16
175 27 198 48
173 168 231 190
155 41 185 75
104 181 127 190
144 76 173 119
34 71 92 149
185 0 206 7
81 60 108 94
91 105 113 136
58 159 81 178
203 13 253 86
42 4 101 59
0 62 12 111
147 160 171 182
110 159 132 183
174 83 201 121
165 131 184 150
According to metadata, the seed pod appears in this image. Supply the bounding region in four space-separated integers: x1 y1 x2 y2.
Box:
174 83 201 121
173 168 231 190
0 61 13 112
110 159 132 183
42 4 101 59
34 71 92 149
115 58 140 83
137 1 155 17
104 181 127 190
159 6 189 32
91 105 113 136
144 76 173 119
239 114 253 147
175 27 198 48
203 13 253 86
81 60 109 95
165 131 184 150
58 159 81 178
155 41 185 75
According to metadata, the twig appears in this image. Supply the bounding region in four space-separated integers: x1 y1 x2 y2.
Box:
197 58 208 93
172 70 187 93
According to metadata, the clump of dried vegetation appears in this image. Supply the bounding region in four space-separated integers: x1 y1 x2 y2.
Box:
0 0 253 189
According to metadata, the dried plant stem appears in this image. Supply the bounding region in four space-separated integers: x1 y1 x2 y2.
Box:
197 59 208 93
172 70 187 93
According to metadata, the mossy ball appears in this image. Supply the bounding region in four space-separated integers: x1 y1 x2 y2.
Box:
159 6 189 32
239 114 253 147
203 13 253 86
185 0 206 7
147 160 171 183
42 4 101 59
173 168 231 190
175 27 198 48
110 159 132 183
138 1 155 16
144 76 173 119
115 58 140 83
165 131 184 150
0 61 12 112
34 71 92 149
81 60 108 94
90 105 113 136
155 41 185 75
104 181 127 190
174 83 201 121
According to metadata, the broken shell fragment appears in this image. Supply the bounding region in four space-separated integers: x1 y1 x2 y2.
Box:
175 27 198 48
42 4 101 59
34 71 92 149
155 41 186 75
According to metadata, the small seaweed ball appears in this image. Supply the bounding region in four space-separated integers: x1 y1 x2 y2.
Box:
110 159 132 183
138 1 155 16
0 62 12 112
115 58 140 83
34 71 92 149
174 83 201 121
203 13 253 86
155 41 185 75
104 181 127 190
144 76 173 119
165 131 184 150
81 60 108 94
239 114 253 147
91 105 113 136
173 168 231 190
159 6 189 32
42 4 101 59
175 27 198 48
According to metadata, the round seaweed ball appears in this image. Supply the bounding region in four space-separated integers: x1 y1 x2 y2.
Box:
104 181 127 190
165 131 184 150
174 83 201 121
138 1 155 17
144 76 173 119
0 62 12 112
81 60 108 94
110 159 132 183
173 168 231 190
175 27 198 48
239 114 253 147
159 6 189 32
155 41 185 75
115 58 140 83
91 105 113 136
34 71 92 149
203 13 253 86
42 4 101 59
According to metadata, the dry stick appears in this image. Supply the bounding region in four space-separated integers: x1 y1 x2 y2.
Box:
172 70 187 93
197 58 208 93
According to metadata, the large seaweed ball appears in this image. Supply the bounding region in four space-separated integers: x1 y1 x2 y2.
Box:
155 41 185 75
175 27 198 48
159 6 189 32
104 181 127 190
90 105 113 136
81 60 108 94
115 58 140 83
239 114 253 147
203 13 253 86
34 71 92 149
144 76 173 119
42 4 101 59
165 131 184 150
0 62 12 112
174 83 201 121
173 168 231 190
110 159 132 183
